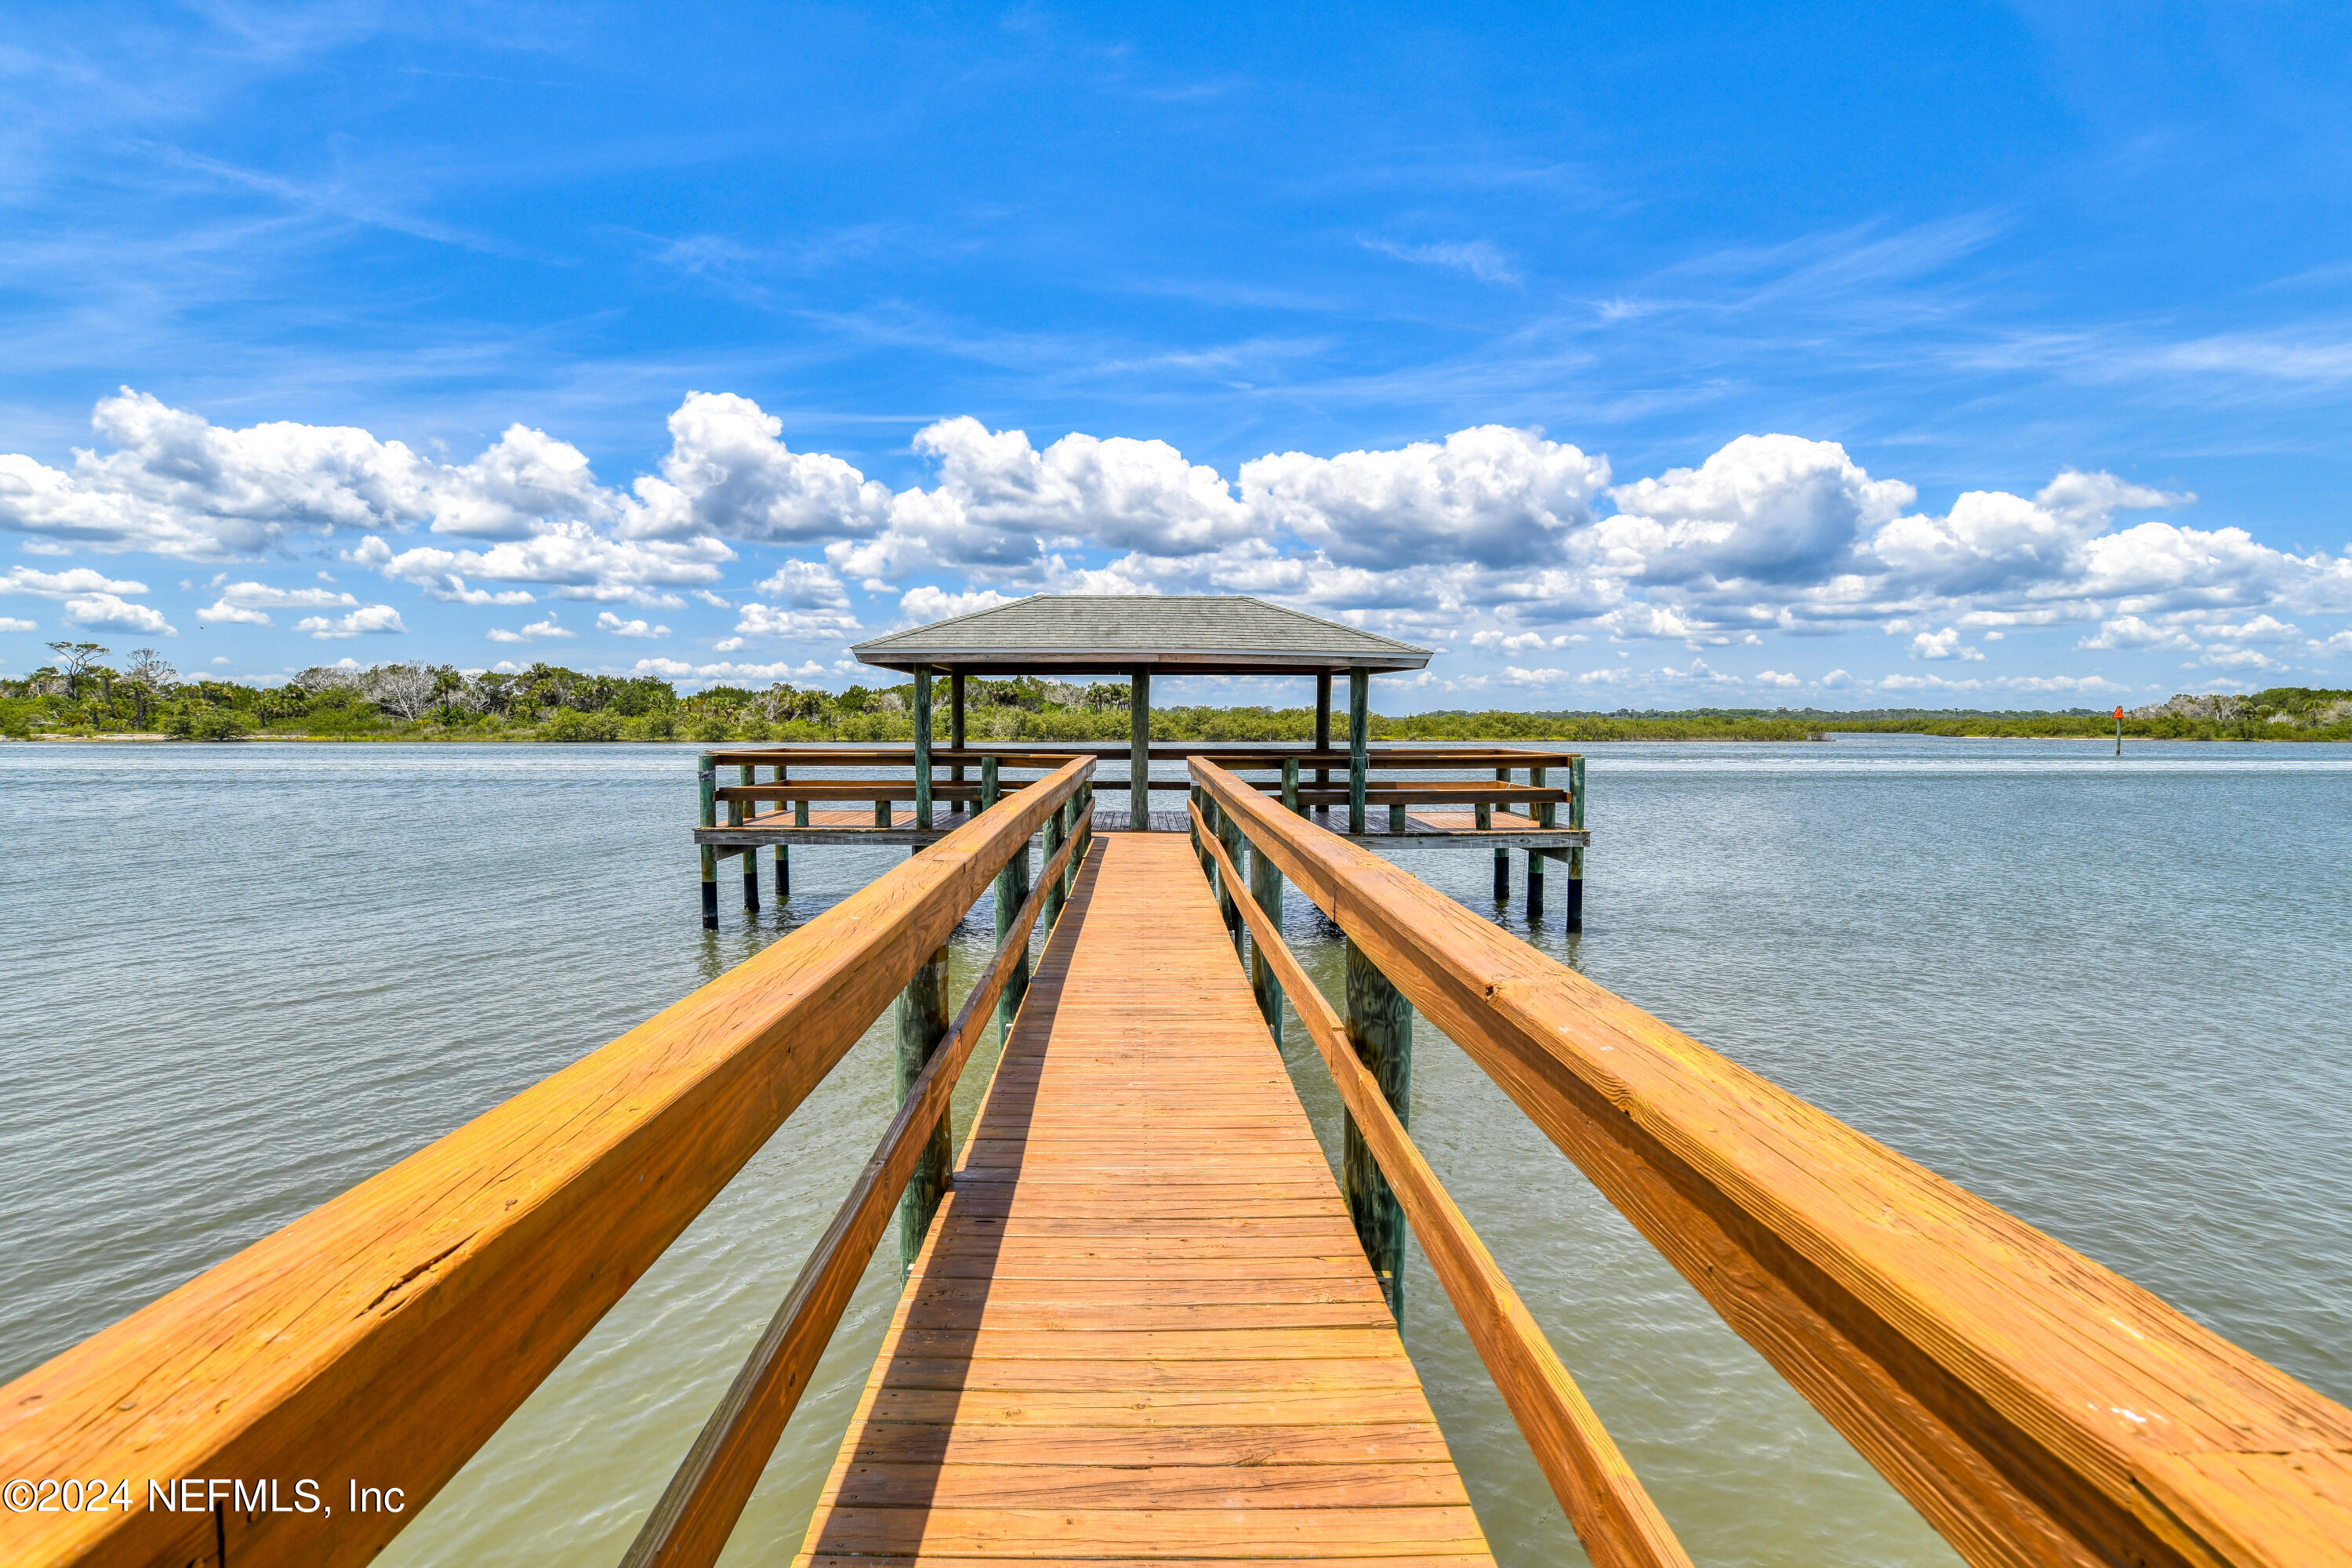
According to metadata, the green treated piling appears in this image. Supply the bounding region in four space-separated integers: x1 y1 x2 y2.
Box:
1215 801 1246 955
772 764 789 898
985 757 1030 1045
1042 794 1066 929
1342 940 1412 1317
1283 757 1300 815
1388 802 1406 835
1248 839 1283 1041
894 943 952 1275
913 663 934 830
1566 753 1586 931
738 763 760 912
1491 768 1510 898
1527 766 1548 921
1128 670 1152 830
1478 800 1505 899
1348 670 1370 835
697 753 718 929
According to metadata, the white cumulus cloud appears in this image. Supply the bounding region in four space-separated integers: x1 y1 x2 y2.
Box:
64 593 176 635
1 565 150 598
596 612 670 638
296 605 405 638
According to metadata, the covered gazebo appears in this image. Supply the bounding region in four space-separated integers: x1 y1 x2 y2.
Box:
851 594 1432 829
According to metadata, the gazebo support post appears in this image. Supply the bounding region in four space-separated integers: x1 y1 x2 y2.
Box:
1314 670 1332 811
1348 669 1370 835
912 663 933 830
949 670 966 815
1129 668 1151 830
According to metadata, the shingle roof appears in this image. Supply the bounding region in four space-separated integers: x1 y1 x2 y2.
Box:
852 594 1431 674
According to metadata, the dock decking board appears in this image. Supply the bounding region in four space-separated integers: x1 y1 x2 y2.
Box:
791 833 1495 1566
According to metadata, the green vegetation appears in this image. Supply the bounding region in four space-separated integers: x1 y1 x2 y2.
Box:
2 644 2344 744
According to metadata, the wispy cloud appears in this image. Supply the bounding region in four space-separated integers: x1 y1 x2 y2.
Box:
1360 238 1522 285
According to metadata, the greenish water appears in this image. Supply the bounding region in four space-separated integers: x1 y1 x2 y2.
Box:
2 738 2347 1566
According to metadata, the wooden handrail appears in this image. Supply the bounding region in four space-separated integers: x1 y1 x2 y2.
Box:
1189 798 1693 1568
622 814 1087 1567
711 781 1570 806
0 758 1094 1568
705 744 1581 767
1190 760 2352 1568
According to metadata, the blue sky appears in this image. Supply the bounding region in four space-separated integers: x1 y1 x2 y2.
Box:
3 2 2349 708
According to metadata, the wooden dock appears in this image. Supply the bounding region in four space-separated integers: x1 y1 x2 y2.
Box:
12 752 2352 1568
793 832 1494 1565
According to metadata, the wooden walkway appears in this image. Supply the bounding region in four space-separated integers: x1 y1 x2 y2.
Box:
793 832 1495 1566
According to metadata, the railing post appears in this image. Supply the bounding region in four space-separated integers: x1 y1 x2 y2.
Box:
894 944 951 1276
949 669 965 811
1527 764 1546 921
1566 754 1586 931
1314 670 1332 808
1492 766 1509 899
1215 799 1246 955
1348 669 1369 834
1342 938 1411 1317
1129 669 1151 830
913 663 933 830
1249 838 1283 1041
986 757 1030 1044
738 763 760 913
1042 793 1066 929
1282 756 1299 815
697 753 718 929
786 761 804 902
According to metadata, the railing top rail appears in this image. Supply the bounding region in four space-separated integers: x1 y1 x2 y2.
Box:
627 799 1091 1568
0 758 1093 1568
706 744 1581 768
1189 757 2352 1568
1190 797 1690 1568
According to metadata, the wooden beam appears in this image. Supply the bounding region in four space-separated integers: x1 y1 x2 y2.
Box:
704 744 1581 768
1248 837 1283 1041
912 663 932 831
949 669 966 795
1348 669 1369 834
1188 758 2352 1568
1315 670 1332 797
1128 669 1151 830
0 759 1095 1568
1566 754 1586 932
894 942 951 1275
1342 939 1410 1317
698 753 719 930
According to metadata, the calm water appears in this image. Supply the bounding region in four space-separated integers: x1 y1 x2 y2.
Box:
3 737 2348 1566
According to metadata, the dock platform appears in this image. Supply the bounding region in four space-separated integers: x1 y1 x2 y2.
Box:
699 803 1590 852
793 832 1495 1566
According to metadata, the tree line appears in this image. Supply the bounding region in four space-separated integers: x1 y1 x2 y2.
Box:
4 644 2343 742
